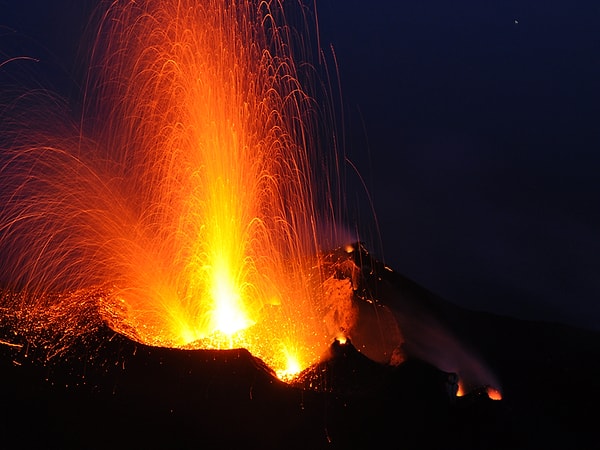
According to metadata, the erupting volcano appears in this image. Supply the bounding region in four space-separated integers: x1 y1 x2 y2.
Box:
0 0 504 397
0 0 352 378
3 2 599 449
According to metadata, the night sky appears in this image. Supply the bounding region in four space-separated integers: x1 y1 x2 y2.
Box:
319 0 600 331
2 0 599 331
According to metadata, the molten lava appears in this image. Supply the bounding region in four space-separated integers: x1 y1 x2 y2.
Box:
457 380 466 397
486 387 503 401
0 0 349 378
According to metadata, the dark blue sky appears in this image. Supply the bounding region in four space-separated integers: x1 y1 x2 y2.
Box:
2 0 599 330
317 0 600 330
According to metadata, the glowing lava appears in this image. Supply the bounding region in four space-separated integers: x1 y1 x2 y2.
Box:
0 0 349 378
486 387 503 401
457 380 466 397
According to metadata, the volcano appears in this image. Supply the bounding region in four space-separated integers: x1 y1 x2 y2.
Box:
1 244 597 450
0 2 598 447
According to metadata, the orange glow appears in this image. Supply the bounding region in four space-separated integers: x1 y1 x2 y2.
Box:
486 387 503 401
0 0 351 379
456 379 465 397
276 344 303 381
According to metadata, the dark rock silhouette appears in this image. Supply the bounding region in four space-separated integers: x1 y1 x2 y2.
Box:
0 245 598 449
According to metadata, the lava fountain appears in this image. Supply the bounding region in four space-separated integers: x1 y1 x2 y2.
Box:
0 0 352 378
